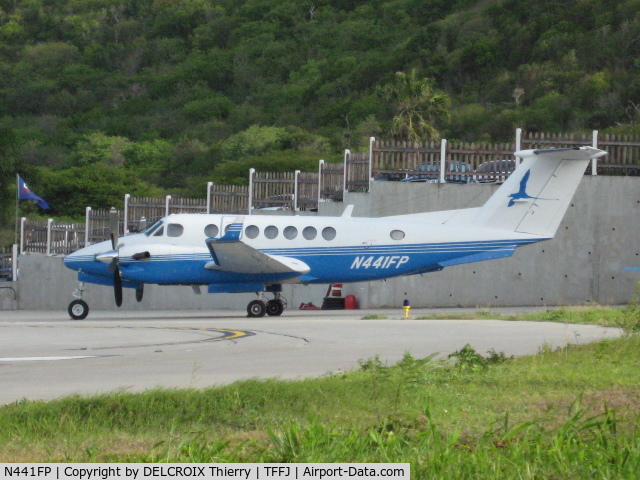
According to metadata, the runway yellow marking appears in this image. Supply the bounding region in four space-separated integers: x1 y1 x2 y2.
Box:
85 326 255 349
22 325 255 350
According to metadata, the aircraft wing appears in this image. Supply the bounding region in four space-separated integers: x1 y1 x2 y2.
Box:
204 218 310 275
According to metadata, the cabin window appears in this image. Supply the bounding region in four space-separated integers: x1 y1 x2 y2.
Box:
322 227 336 241
145 221 163 236
265 225 278 239
204 224 219 238
390 230 405 240
303 226 317 240
284 226 298 240
167 224 184 237
245 225 259 239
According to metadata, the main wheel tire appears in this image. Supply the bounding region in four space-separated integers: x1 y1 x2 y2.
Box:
266 299 284 316
247 300 267 318
68 299 89 320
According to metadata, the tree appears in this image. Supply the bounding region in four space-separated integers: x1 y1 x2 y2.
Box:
378 69 450 141
38 164 160 217
0 127 19 224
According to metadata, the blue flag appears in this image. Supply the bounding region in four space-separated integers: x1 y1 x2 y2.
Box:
18 176 50 209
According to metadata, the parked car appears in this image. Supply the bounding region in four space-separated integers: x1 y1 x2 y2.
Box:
399 161 473 184
474 159 516 184
255 194 294 210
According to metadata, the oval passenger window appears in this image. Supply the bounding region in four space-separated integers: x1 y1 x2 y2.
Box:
303 226 317 240
204 224 219 238
284 226 298 239
390 230 405 240
322 227 336 241
265 225 278 239
245 225 259 239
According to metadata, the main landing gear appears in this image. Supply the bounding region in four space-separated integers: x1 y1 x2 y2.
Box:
247 291 287 318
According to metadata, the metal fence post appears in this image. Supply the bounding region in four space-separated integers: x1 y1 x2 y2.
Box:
515 128 522 166
592 130 599 176
368 136 375 190
12 244 18 281
206 182 213 214
124 194 130 235
439 139 447 184
294 170 300 211
85 206 91 248
20 217 26 254
109 207 118 242
318 159 324 207
165 195 171 217
46 218 53 256
343 149 350 198
248 168 255 214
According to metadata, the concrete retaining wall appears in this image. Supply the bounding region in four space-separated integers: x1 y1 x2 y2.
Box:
337 176 640 308
6 176 640 312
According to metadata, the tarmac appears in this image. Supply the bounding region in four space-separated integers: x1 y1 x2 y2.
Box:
0 307 622 405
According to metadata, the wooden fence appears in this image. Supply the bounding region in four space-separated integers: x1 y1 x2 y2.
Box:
209 185 248 214
127 196 168 232
522 132 640 174
320 162 344 202
17 130 640 255
22 219 86 256
297 172 320 211
372 140 514 182
370 132 640 182
345 151 370 192
0 247 12 280
251 171 296 210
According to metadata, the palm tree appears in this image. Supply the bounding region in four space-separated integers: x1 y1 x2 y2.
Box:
378 69 450 141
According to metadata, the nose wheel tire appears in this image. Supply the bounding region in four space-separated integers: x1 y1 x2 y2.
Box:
68 299 89 320
266 299 285 316
247 300 267 318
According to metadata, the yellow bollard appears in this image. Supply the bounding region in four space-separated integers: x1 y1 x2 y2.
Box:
402 299 410 319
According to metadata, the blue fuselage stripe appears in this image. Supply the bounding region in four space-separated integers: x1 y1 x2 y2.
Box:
64 239 542 285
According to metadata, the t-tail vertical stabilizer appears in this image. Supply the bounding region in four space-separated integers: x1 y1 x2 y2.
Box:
474 147 606 238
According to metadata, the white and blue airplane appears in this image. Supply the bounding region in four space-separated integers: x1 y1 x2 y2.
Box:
64 146 606 319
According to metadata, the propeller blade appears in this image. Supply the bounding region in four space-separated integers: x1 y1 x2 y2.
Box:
114 267 123 307
136 285 144 302
110 232 116 250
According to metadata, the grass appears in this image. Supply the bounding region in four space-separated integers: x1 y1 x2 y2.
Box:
1 307 640 477
413 304 639 330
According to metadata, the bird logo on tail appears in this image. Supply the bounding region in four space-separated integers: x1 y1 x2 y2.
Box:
507 170 556 207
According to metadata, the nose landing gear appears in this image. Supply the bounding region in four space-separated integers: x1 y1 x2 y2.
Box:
68 282 89 320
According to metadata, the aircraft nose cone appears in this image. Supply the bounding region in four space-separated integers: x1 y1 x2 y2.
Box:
96 250 119 264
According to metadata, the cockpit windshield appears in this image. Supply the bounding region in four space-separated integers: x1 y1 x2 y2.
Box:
144 220 164 236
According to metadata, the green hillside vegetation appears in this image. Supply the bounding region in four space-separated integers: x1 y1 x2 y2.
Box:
1 0 639 222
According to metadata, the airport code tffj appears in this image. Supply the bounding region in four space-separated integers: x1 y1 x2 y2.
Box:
1 465 410 480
